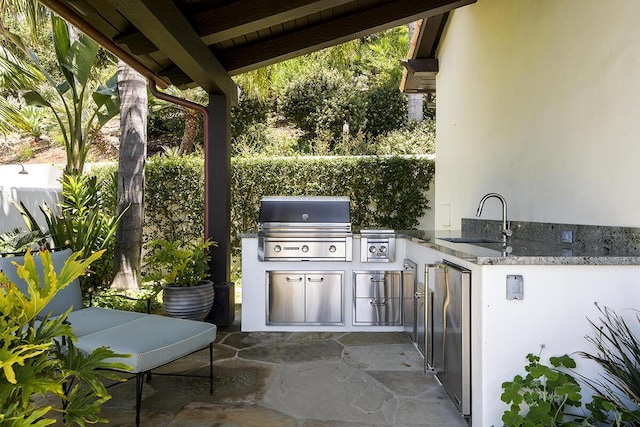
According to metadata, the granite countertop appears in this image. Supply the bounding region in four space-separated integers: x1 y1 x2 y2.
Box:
400 228 640 266
241 219 640 265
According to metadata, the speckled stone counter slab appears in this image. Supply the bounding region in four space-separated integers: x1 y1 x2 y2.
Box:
400 219 640 265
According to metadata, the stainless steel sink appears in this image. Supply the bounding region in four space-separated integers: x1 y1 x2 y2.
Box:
439 237 503 244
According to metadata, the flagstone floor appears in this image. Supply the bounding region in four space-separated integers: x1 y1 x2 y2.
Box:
42 307 470 426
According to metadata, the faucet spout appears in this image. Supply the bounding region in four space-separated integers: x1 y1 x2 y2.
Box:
476 193 511 243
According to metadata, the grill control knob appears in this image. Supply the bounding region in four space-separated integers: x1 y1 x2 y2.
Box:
301 245 309 253
274 245 282 253
379 245 387 253
329 245 337 253
369 245 377 253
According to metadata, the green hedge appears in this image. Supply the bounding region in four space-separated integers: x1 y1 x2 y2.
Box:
93 155 435 257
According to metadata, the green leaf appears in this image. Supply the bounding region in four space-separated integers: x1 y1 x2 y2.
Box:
550 354 576 369
66 34 98 86
502 408 524 426
51 15 74 89
23 91 51 108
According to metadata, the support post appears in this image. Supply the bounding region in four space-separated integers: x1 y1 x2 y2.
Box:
205 93 231 292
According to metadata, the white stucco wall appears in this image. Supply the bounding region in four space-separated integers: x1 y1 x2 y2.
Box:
0 163 63 231
435 0 640 229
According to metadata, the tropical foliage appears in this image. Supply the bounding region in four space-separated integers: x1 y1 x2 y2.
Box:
502 305 640 426
1 14 119 175
17 174 124 292
142 237 217 287
581 304 640 425
0 249 130 426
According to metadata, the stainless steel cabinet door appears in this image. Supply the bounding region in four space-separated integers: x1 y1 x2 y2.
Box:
306 273 343 324
268 273 305 323
402 260 417 340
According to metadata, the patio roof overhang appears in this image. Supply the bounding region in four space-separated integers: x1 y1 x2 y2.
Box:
39 0 475 101
38 0 476 295
400 13 449 94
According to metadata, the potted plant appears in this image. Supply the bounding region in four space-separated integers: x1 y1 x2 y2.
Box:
143 237 217 321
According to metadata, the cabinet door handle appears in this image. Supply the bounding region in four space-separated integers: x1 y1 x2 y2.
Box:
414 291 424 298
370 277 386 282
307 277 324 282
286 277 303 282
370 299 387 306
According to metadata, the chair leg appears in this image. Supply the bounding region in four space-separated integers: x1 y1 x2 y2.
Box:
135 372 144 427
209 343 214 394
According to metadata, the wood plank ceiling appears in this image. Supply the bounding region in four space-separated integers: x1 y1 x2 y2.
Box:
39 0 476 99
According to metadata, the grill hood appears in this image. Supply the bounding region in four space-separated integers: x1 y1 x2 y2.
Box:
259 196 351 228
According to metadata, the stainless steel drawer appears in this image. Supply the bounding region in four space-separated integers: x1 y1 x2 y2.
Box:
354 297 401 325
354 271 401 298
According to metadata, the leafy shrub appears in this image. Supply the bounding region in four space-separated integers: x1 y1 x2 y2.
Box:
231 94 271 140
148 103 185 136
143 153 205 245
501 353 587 426
364 81 408 137
92 155 435 260
279 68 367 147
230 155 435 256
0 228 47 253
375 119 436 156
231 122 272 157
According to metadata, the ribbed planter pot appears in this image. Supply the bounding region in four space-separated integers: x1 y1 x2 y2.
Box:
162 280 214 321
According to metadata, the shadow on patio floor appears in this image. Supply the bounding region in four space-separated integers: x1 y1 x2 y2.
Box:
44 306 469 426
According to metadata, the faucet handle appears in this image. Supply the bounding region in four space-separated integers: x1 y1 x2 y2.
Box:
502 228 513 237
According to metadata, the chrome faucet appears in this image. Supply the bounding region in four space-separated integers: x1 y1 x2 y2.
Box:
476 193 512 244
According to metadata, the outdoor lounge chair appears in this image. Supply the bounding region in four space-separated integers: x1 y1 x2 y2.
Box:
0 248 217 426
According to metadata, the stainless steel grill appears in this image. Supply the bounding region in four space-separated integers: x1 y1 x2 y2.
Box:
258 196 352 261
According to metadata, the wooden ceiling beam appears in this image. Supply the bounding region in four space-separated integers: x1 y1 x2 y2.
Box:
108 0 237 100
416 13 449 58
403 58 439 74
217 0 476 75
38 0 168 88
194 0 355 45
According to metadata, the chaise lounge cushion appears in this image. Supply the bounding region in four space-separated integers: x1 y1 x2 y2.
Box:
1 248 217 373
69 308 217 373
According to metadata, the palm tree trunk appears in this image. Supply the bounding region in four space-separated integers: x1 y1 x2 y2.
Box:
177 108 200 155
112 60 147 291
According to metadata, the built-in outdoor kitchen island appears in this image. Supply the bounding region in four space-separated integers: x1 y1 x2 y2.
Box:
242 199 640 426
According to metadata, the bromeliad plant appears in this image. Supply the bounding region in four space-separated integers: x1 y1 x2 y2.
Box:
0 249 131 426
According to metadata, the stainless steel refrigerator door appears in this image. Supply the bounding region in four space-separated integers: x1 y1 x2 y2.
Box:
436 262 471 417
